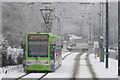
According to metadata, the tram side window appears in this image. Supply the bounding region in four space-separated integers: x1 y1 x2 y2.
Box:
50 44 55 59
56 39 62 53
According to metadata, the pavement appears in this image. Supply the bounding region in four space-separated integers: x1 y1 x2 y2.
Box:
89 53 118 79
109 50 118 60
119 76 120 80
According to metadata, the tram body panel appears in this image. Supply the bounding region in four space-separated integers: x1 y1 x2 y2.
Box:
24 33 63 72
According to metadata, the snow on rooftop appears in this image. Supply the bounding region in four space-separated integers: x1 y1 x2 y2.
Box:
69 34 82 40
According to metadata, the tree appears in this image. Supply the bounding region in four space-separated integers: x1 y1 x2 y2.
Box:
17 54 23 64
7 54 15 65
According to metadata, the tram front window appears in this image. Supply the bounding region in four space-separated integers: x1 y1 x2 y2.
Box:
28 34 48 57
28 42 48 57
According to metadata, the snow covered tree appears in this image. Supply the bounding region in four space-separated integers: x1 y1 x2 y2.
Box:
17 53 23 65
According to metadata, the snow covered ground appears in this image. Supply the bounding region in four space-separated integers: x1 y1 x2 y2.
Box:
0 51 73 79
76 53 92 78
0 68 2 80
62 51 71 58
89 53 118 78
0 65 24 79
0 52 119 79
43 52 79 78
22 73 46 78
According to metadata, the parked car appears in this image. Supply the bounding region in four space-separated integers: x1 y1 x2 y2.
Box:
67 42 88 52
67 42 76 51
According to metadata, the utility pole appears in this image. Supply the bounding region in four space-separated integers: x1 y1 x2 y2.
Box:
80 16 84 37
118 0 120 76
57 18 60 35
99 2 102 39
106 0 109 68
101 3 104 36
88 13 92 44
40 3 53 33
57 2 61 35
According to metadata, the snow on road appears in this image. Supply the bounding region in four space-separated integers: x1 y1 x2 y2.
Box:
62 52 71 58
89 54 118 78
43 52 80 78
2 71 26 78
0 68 2 80
76 53 92 78
1 52 118 79
22 73 45 78
1 65 24 79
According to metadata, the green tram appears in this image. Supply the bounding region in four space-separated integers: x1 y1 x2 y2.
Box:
24 33 63 72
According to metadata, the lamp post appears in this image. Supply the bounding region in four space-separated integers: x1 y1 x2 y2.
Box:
118 0 120 76
106 0 109 68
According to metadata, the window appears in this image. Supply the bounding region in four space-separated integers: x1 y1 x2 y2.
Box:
28 34 48 57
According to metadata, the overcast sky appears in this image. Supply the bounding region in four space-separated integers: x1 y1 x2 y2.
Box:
0 0 118 2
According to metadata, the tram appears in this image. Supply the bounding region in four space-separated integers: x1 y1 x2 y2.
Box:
24 33 63 72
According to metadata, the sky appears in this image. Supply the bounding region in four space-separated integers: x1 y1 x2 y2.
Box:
0 0 119 2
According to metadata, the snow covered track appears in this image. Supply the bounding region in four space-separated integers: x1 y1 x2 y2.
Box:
37 73 48 80
12 71 48 80
74 53 98 80
15 73 29 80
85 53 98 80
71 53 83 80
62 52 72 60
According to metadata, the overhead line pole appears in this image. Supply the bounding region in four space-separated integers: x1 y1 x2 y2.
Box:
40 3 53 33
118 0 120 76
106 0 109 68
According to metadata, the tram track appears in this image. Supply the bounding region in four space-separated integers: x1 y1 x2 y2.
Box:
85 53 98 80
62 52 72 60
14 52 72 80
15 73 30 80
37 72 48 80
71 52 83 80
71 52 98 80
37 52 72 80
